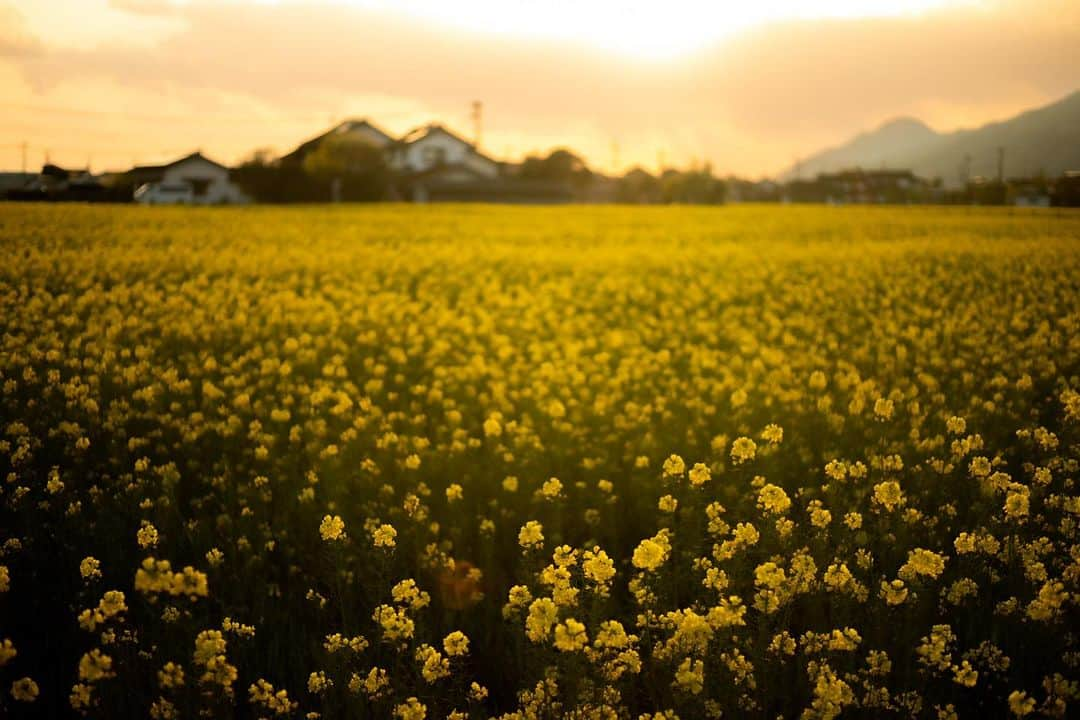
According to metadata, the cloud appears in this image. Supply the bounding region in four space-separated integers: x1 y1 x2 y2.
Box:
0 5 43 57
1 0 1077 174
107 0 185 15
703 4 1080 139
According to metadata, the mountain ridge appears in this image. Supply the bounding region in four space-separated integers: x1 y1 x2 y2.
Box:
782 90 1080 185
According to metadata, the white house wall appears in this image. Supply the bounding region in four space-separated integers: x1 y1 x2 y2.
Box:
394 132 499 178
161 158 247 205
462 152 499 178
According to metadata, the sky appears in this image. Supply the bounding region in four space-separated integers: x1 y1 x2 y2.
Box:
0 0 1077 176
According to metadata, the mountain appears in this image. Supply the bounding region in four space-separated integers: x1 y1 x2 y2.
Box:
782 90 1080 185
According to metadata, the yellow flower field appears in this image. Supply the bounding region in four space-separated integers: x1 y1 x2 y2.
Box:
1 203 1080 719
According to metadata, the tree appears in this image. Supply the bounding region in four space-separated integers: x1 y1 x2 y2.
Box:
302 135 391 202
519 148 594 197
616 168 661 204
232 150 308 204
659 166 726 204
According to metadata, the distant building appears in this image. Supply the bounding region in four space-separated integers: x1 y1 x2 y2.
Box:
284 118 571 203
959 177 1008 206
403 164 573 203
0 172 35 196
937 173 1077 206
392 124 499 179
4 164 122 202
283 119 498 180
726 178 781 203
783 168 935 204
1051 171 1080 207
280 119 396 167
393 124 516 201
1006 177 1052 207
129 152 248 205
579 174 619 203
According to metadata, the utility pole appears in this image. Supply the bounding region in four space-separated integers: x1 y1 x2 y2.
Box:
471 101 483 149
997 146 1005 184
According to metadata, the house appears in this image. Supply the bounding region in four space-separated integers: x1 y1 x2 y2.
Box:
726 178 781 203
783 168 934 204
961 177 1008 206
282 119 577 202
279 119 395 168
389 123 508 201
1052 171 1080 207
403 164 573 204
390 124 499 179
4 164 123 202
580 173 619 203
1006 177 1052 207
0 172 35 197
129 152 248 205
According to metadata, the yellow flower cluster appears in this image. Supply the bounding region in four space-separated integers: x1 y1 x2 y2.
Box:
193 630 237 694
517 520 544 550
632 530 672 571
11 676 39 703
134 558 209 599
249 678 297 715
442 630 469 657
372 523 397 548
79 556 102 580
1 205 1079 718
729 437 757 465
319 514 346 542
77 590 128 631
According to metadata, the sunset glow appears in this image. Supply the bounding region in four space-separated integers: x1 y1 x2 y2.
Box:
337 0 967 58
15 0 973 58
0 0 1075 175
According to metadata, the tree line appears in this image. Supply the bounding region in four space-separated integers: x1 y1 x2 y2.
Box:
231 136 727 204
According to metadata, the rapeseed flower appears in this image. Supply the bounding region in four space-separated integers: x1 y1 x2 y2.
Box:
730 437 757 465
319 515 346 542
518 521 544 550
443 631 469 656
372 524 397 548
11 677 39 702
632 531 671 571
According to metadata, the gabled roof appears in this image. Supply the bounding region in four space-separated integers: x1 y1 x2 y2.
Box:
397 123 498 165
281 119 395 165
130 152 229 176
398 123 440 145
338 119 394 144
